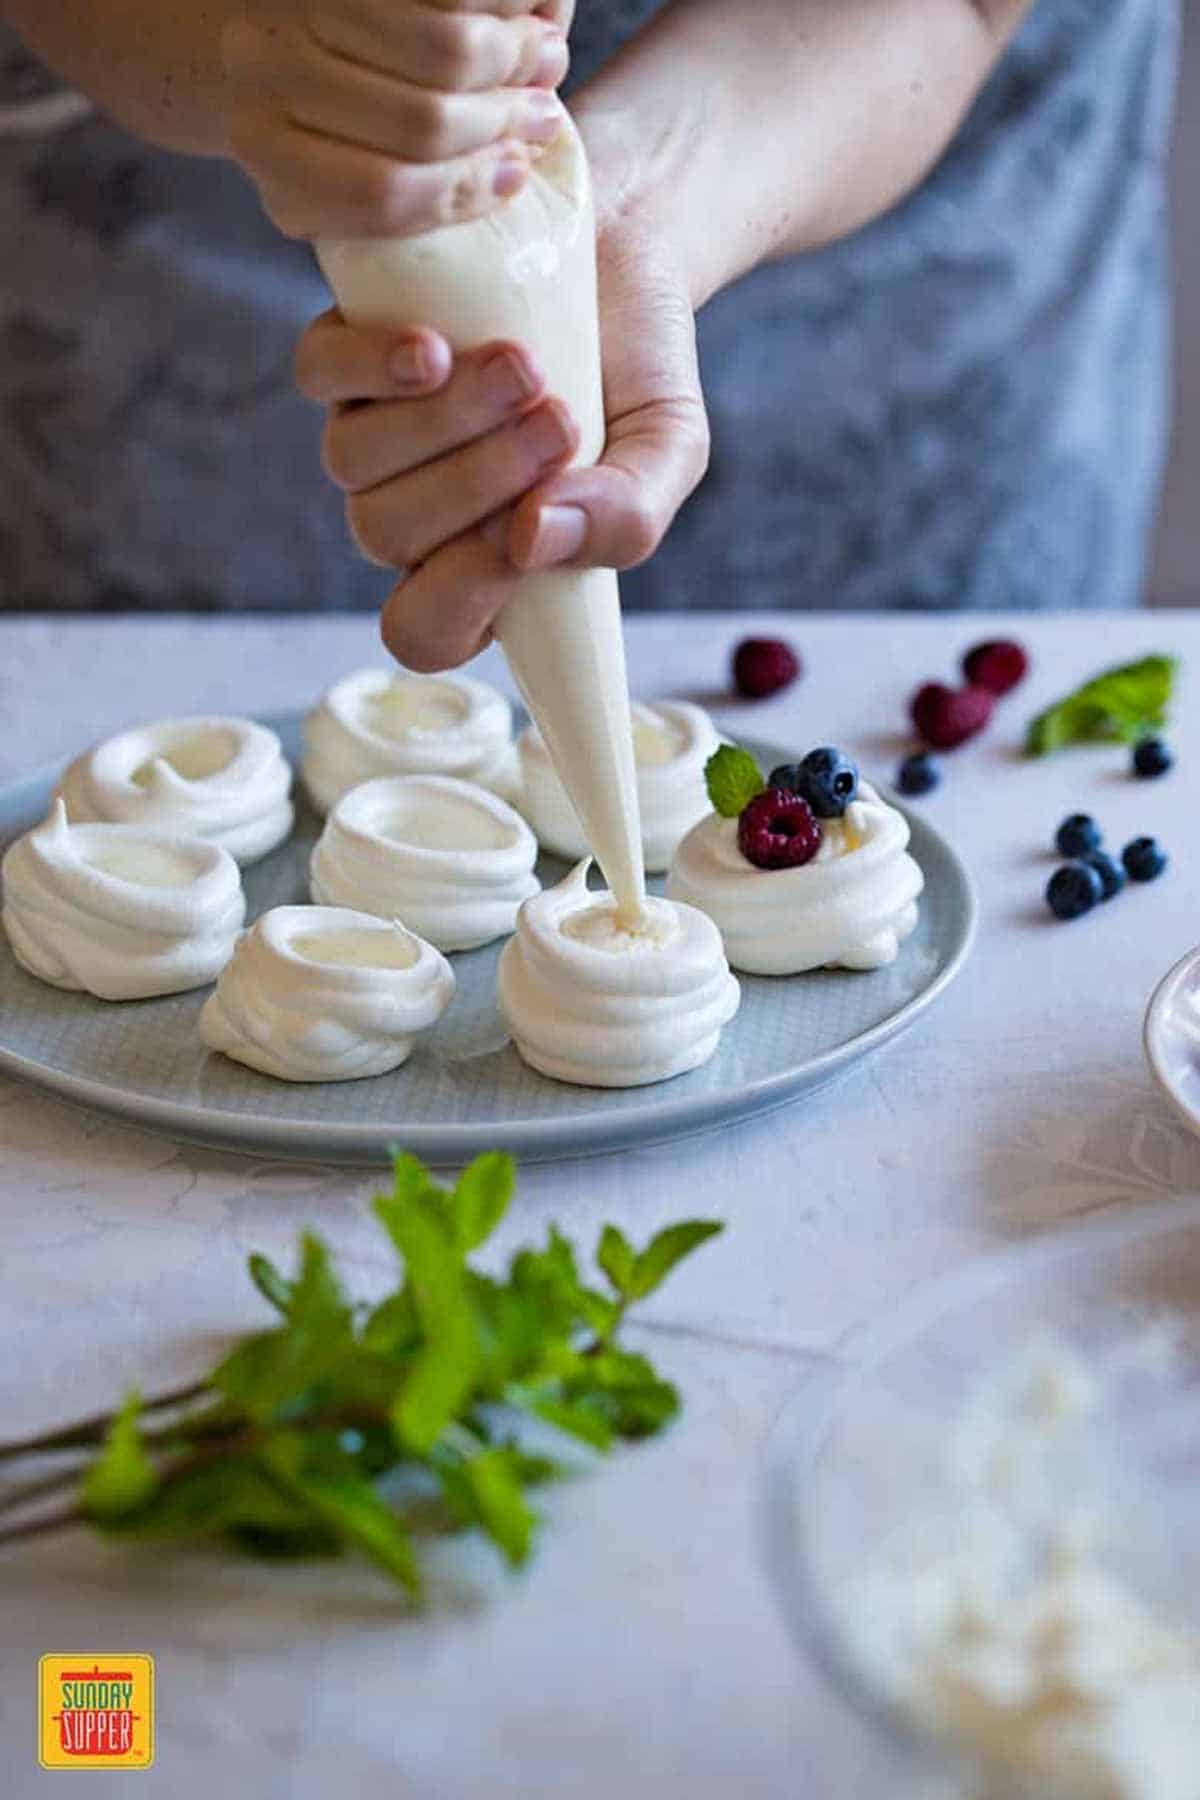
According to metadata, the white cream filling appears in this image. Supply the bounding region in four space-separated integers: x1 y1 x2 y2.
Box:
302 669 519 815
199 904 455 1083
666 782 924 975
309 774 540 954
55 714 293 866
1 799 245 1000
497 861 740 1088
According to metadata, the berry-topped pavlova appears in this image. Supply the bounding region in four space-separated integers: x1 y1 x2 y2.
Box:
666 744 924 976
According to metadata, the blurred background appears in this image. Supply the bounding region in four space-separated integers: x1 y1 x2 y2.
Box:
1153 11 1197 605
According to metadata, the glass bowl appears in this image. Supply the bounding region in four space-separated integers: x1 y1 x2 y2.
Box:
762 1198 1200 1799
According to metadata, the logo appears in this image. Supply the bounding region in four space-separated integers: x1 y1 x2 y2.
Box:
38 1655 155 1770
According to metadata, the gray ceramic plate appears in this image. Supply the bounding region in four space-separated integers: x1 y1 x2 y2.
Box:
0 715 976 1166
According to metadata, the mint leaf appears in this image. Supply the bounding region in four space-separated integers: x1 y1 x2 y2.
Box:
264 1436 420 1594
375 1188 478 1453
597 1224 636 1296
361 1288 420 1355
569 1350 680 1439
458 1448 537 1567
248 1253 293 1317
288 1233 351 1326
385 1149 445 1208
507 1387 615 1451
627 1221 723 1301
80 1392 158 1520
104 1454 338 1557
210 1331 323 1420
212 1236 354 1421
1026 655 1177 755
705 745 764 817
452 1152 514 1251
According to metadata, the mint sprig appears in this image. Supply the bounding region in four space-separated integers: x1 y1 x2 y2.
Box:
0 1152 722 1596
1025 655 1177 755
705 744 764 817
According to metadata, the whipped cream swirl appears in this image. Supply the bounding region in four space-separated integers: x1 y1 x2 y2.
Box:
310 775 539 953
2 799 244 1000
666 783 924 975
518 700 721 874
199 905 455 1082
498 862 740 1087
56 715 293 866
302 669 519 814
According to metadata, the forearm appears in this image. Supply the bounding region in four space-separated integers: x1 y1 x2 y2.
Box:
572 0 1033 309
1 0 237 156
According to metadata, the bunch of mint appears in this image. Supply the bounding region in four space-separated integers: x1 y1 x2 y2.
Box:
1025 655 1177 755
0 1152 721 1596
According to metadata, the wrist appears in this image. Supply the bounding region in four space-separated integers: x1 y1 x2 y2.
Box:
571 89 713 312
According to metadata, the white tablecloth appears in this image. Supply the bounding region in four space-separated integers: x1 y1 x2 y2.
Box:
3 612 1200 1798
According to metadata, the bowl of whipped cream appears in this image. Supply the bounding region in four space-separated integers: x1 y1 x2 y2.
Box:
763 1202 1200 1800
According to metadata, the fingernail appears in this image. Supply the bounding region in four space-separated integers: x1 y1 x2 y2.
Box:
529 504 587 567
521 94 563 147
482 349 539 411
390 340 431 388
532 29 568 88
520 403 574 466
493 156 528 199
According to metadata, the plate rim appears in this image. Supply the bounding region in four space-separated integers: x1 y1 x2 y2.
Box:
1144 944 1200 1141
0 717 979 1165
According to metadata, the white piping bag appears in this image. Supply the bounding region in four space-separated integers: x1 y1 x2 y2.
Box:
317 120 646 925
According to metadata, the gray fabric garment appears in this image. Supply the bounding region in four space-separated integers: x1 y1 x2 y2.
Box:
0 0 1179 613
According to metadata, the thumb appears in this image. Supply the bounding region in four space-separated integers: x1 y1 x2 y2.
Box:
506 244 709 572
507 396 710 572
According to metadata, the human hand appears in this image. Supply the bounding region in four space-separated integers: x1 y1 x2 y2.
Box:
224 0 573 239
295 207 709 670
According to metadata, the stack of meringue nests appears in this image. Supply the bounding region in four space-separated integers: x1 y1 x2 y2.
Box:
0 669 923 1089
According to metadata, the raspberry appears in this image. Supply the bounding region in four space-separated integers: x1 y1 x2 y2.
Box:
737 788 822 870
732 638 801 700
962 639 1029 696
910 682 993 750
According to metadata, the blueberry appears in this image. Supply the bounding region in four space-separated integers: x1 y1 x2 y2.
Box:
1122 836 1168 882
767 763 804 794
1055 813 1102 858
1084 850 1126 902
1132 736 1173 779
1046 862 1104 920
795 746 859 819
896 751 941 797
